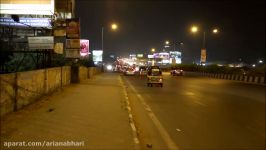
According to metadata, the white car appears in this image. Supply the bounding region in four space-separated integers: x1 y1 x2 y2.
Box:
124 68 135 76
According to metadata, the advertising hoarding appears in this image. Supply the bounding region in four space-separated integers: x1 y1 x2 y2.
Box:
148 55 154 59
92 50 103 62
169 51 181 64
66 18 80 39
0 0 54 15
54 29 66 36
54 43 63 54
137 54 143 58
0 17 52 28
201 48 207 63
80 40 89 56
66 39 80 49
28 36 54 50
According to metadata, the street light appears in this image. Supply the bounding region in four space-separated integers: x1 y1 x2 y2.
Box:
191 26 198 33
111 23 118 30
151 48 156 53
190 25 219 64
213 28 219 34
101 23 119 61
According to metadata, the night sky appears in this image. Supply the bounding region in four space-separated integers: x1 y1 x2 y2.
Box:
75 0 265 63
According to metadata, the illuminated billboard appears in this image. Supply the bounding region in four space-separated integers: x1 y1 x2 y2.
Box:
148 55 154 59
137 54 143 58
169 51 182 64
0 17 52 28
0 0 54 15
80 40 89 56
200 48 206 63
92 50 103 62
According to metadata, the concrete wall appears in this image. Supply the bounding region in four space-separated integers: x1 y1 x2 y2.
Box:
79 67 102 81
0 66 71 116
0 66 101 116
79 66 88 82
16 69 46 110
0 73 16 117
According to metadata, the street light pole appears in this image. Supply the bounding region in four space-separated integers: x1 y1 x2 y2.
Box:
101 27 104 52
202 31 206 49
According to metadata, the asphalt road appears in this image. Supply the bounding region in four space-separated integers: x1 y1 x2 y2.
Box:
122 73 265 150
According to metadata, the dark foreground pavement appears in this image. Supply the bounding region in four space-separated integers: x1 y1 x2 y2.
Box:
0 73 135 150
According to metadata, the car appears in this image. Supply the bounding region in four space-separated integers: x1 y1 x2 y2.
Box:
124 67 135 76
147 66 163 87
170 68 184 76
139 66 147 76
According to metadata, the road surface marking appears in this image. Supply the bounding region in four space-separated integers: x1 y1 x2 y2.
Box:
176 129 181 132
127 106 131 111
119 76 140 149
134 137 140 144
127 80 179 150
185 92 195 96
130 122 137 132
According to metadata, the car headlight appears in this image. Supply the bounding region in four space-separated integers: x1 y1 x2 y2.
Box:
106 65 113 70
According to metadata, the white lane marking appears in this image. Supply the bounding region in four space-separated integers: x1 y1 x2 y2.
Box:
185 92 195 96
134 137 140 144
194 101 207 107
127 106 131 111
176 129 181 132
128 80 179 150
119 76 140 148
130 122 137 132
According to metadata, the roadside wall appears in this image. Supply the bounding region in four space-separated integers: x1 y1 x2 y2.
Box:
0 66 100 116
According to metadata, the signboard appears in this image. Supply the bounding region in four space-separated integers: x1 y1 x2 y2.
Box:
65 49 80 58
0 0 54 15
148 55 154 59
80 39 89 56
92 50 103 62
54 43 63 54
159 52 169 59
0 17 52 28
169 51 181 64
200 48 207 63
28 36 54 50
153 53 160 58
54 29 66 36
66 18 80 39
66 39 80 49
137 54 143 58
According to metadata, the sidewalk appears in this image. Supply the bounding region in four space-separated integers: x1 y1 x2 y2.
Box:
0 73 135 150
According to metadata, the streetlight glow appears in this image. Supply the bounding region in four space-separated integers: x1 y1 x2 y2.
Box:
111 23 118 30
165 41 170 45
191 26 198 33
213 28 219 33
151 48 155 52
